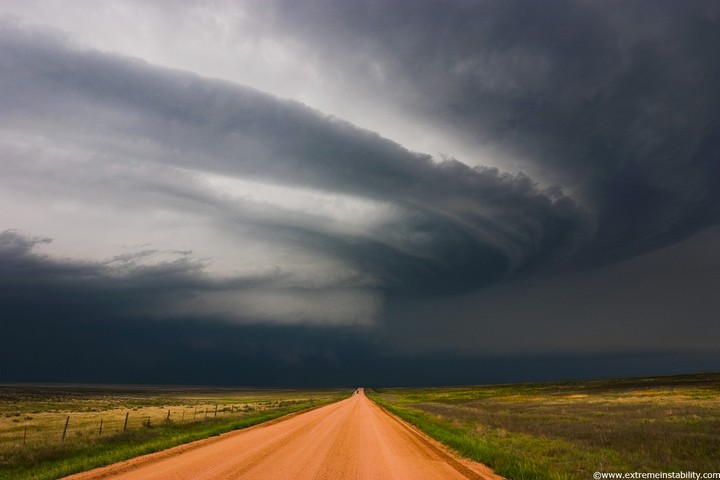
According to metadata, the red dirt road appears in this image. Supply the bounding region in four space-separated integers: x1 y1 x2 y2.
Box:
65 389 502 480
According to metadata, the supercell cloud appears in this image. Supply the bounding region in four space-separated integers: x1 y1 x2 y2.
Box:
1 0 719 385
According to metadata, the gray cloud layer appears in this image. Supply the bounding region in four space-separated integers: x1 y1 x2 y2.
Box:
266 0 720 262
1 1 719 384
0 19 591 306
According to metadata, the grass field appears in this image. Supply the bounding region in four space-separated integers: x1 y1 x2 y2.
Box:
0 384 348 480
369 373 720 480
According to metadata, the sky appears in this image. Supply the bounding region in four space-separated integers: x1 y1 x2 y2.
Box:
1 0 719 387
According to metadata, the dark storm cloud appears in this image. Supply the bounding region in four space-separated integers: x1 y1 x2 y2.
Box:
4 224 715 386
3 302 717 386
0 230 372 386
386 227 720 356
2 229 715 387
0 230 233 316
268 0 720 263
2 0 719 386
0 21 590 297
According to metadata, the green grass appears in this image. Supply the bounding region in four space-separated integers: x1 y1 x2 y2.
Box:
0 385 348 480
368 373 720 480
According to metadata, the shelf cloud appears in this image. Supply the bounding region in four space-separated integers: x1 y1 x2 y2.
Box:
1 1 718 385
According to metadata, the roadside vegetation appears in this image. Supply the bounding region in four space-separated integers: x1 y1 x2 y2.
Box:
369 373 720 480
0 385 348 480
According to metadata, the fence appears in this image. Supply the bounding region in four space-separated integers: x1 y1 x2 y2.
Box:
0 401 285 450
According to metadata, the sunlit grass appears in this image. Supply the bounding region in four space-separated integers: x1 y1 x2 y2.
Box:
0 385 348 480
369 373 720 480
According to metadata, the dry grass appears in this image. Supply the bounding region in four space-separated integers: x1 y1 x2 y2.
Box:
0 384 347 479
0 385 336 450
370 373 720 479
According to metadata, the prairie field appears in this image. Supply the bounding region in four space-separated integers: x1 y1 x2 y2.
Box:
369 373 720 480
0 384 347 480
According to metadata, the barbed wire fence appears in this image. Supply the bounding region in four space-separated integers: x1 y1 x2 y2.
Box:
0 400 301 451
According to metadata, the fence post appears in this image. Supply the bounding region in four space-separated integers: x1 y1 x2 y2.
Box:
166 410 171 421
194 407 197 421
204 407 207 419
181 410 185 422
23 426 27 446
62 416 70 442
214 405 218 417
99 418 103 436
123 412 129 432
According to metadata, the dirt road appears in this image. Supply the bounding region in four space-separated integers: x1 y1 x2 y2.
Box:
65 389 501 480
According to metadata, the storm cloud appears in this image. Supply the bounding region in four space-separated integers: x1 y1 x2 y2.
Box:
264 0 720 260
1 1 718 385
